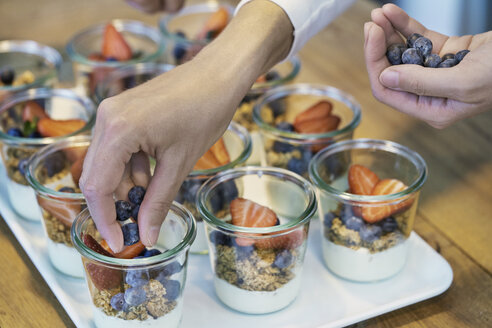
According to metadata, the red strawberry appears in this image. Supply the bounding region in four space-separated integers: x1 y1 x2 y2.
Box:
348 164 379 195
294 115 340 134
210 137 230 166
22 101 48 122
37 196 81 228
102 23 132 61
71 155 84 186
64 147 87 163
83 234 114 257
362 179 414 223
293 100 333 127
193 149 221 171
231 198 278 228
113 241 146 259
255 229 305 250
255 75 267 83
197 7 229 40
87 53 105 61
37 118 86 138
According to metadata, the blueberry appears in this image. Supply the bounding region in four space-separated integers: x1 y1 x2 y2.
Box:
44 152 66 177
205 30 217 40
424 54 441 68
125 270 149 287
18 158 29 176
124 287 146 306
132 204 140 221
128 186 145 205
175 30 186 39
106 57 118 62
438 58 457 68
160 261 182 276
209 230 232 246
359 225 382 243
265 70 280 81
181 179 201 204
28 131 42 138
273 141 294 153
161 279 181 301
173 44 187 61
235 244 254 260
210 195 223 213
441 53 455 61
323 212 336 228
269 99 286 117
345 216 365 231
273 250 293 269
380 217 398 233
402 48 423 65
110 293 126 311
115 200 133 221
275 122 294 132
213 180 238 212
339 204 354 222
58 186 75 193
275 218 280 225
122 223 139 245
7 128 23 137
287 157 308 175
386 43 406 65
455 49 470 62
0 66 15 85
406 33 423 48
414 37 433 58
142 248 161 257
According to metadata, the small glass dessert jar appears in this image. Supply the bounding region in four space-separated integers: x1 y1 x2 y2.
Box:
93 63 175 104
0 88 95 221
197 167 317 314
0 40 62 101
175 122 251 254
159 2 234 65
26 135 90 277
253 84 361 177
66 19 165 97
71 204 196 328
309 139 427 282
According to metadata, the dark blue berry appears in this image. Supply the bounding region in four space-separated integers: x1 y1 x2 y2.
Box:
211 180 238 212
58 186 75 193
275 122 294 132
124 287 146 306
269 99 286 117
275 218 280 225
175 30 186 39
173 44 187 61
106 57 118 62
132 204 140 221
402 48 423 65
128 186 145 205
265 70 280 81
414 37 433 58
386 43 406 65
44 152 66 177
160 261 182 277
273 141 294 153
455 49 470 62
0 66 15 85
125 270 149 287
116 200 133 221
324 212 336 228
28 131 42 138
18 158 29 176
438 58 457 68
235 244 254 260
110 293 126 311
122 223 139 245
7 128 23 137
406 33 423 48
441 53 455 61
209 230 232 246
181 179 201 204
205 30 217 40
339 204 355 222
380 217 398 233
424 54 441 68
273 250 293 269
160 279 180 301
359 225 382 243
142 248 161 257
287 157 308 175
345 216 365 231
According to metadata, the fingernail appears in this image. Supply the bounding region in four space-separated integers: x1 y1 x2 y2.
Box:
380 70 399 88
146 226 160 247
107 239 122 253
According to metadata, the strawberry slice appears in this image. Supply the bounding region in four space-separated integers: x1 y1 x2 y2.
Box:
348 164 379 195
64 147 87 163
193 149 221 171
100 239 115 256
102 23 132 61
231 198 278 228
294 115 340 134
293 100 333 127
197 7 229 40
113 241 146 259
83 234 114 257
37 196 81 227
362 179 413 223
22 101 48 122
210 138 230 166
255 229 304 250
71 155 84 186
87 53 105 61
37 118 86 138
255 75 267 83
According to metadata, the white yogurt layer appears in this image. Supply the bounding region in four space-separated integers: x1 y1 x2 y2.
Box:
246 131 264 165
190 221 208 254
46 238 84 278
6 179 42 221
92 300 183 328
322 237 409 282
214 274 302 314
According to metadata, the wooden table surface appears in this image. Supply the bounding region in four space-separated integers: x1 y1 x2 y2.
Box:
1 0 491 327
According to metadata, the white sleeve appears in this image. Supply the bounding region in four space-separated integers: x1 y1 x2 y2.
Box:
234 0 357 59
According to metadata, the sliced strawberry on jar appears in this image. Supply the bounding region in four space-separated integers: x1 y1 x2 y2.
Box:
255 228 305 250
362 178 413 223
102 23 132 61
294 115 340 134
71 155 84 186
83 234 114 257
348 164 379 195
293 100 333 127
82 235 122 290
210 137 230 166
37 195 81 227
87 53 105 61
113 241 146 259
37 118 86 138
231 198 278 228
197 7 229 40
193 149 221 171
22 101 48 122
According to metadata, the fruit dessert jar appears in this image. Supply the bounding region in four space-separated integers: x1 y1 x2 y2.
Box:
197 167 317 314
66 19 165 97
26 136 91 277
308 139 427 282
0 40 62 101
93 63 175 104
253 84 361 178
71 204 196 328
0 88 95 221
175 122 251 254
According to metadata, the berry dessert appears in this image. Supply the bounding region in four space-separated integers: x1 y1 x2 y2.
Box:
386 33 470 68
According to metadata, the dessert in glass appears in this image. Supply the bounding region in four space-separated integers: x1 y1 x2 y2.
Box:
309 139 427 282
26 135 91 277
0 88 95 221
174 122 251 254
66 20 164 97
0 40 62 102
197 166 316 314
71 201 196 328
253 83 361 177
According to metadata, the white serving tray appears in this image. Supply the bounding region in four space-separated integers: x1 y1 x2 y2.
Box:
0 164 453 328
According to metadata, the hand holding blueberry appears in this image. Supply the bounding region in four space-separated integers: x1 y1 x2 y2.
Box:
364 4 492 128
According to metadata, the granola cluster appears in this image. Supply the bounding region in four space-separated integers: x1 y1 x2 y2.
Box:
4 146 36 184
43 210 72 246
